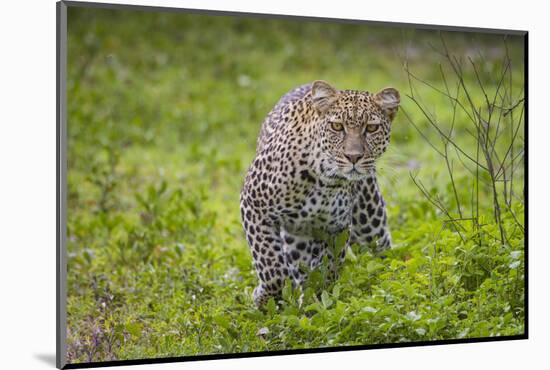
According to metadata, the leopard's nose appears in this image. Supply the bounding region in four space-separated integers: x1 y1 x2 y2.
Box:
344 152 363 164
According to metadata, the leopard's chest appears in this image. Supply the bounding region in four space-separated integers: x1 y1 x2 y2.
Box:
279 182 354 236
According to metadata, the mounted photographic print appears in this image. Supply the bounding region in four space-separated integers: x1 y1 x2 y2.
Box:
57 1 527 368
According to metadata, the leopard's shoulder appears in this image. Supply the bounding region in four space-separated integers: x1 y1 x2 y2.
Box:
256 83 312 153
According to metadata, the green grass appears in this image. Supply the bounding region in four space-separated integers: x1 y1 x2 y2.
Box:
65 7 525 364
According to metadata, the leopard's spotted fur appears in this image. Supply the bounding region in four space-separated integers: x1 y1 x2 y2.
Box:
240 80 400 307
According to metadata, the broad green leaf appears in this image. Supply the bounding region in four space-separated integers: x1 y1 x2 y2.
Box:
321 291 333 309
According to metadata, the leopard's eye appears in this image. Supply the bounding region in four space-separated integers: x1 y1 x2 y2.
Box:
330 121 344 131
366 124 379 133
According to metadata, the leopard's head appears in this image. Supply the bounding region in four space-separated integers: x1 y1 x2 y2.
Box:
309 80 400 181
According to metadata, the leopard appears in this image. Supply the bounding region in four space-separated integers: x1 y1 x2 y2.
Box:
240 80 400 307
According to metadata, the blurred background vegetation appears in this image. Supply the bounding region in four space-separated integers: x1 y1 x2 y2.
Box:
66 6 525 364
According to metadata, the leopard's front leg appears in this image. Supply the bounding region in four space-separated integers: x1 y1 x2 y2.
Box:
240 201 291 307
280 229 345 287
349 176 392 254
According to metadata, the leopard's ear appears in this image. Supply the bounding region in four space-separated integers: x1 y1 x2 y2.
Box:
375 87 400 121
311 80 338 113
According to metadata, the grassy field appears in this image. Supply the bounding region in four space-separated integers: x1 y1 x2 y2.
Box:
65 7 526 364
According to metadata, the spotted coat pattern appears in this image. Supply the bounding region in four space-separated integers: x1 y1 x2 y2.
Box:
240 81 400 307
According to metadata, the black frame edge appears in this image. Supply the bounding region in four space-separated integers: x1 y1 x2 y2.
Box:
523 32 529 339
57 1 68 369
